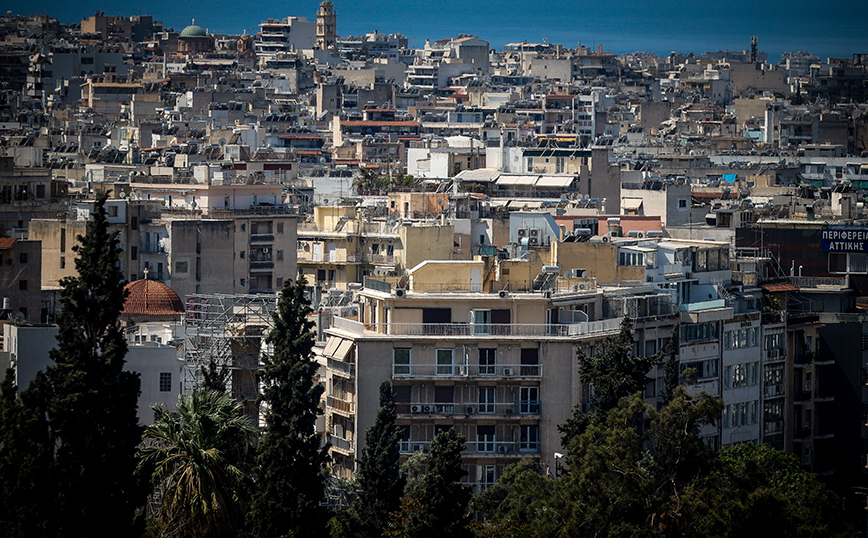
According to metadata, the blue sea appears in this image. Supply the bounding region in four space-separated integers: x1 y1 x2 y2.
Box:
10 0 868 62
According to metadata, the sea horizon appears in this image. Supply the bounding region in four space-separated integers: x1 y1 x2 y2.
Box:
6 0 868 62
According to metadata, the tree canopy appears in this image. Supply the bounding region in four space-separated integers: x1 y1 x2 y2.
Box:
247 277 329 538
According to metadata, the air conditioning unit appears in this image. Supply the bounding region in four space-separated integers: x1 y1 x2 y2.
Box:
394 288 406 297
503 367 514 376
413 444 425 452
421 405 431 413
517 228 529 238
528 237 540 247
411 405 421 413
529 228 541 239
497 445 509 454
465 406 474 415
498 290 509 299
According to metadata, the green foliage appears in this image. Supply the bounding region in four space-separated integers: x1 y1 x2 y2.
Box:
24 191 145 535
201 358 230 394
705 444 854 537
353 167 391 192
559 316 664 446
139 390 257 538
348 381 406 538
247 277 329 538
400 449 428 498
0 370 52 537
406 429 473 538
470 461 553 537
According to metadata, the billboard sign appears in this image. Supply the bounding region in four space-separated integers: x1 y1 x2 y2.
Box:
821 227 868 252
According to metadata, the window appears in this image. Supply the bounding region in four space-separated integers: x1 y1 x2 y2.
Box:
159 372 172 392
477 464 497 491
398 425 411 453
60 228 66 252
19 280 27 291
277 222 284 233
479 348 496 375
130 246 137 260
519 386 540 414
240 250 245 259
477 425 495 453
19 252 27 263
108 205 118 217
60 256 65 269
678 199 688 209
520 425 539 452
175 261 188 273
680 359 718 380
276 277 283 288
436 349 454 375
240 278 246 287
527 157 534 172
479 386 496 413
276 250 284 261
520 348 540 376
131 216 138 230
393 348 411 375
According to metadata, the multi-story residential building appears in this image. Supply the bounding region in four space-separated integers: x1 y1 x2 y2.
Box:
296 205 454 290
0 238 41 323
319 260 623 488
255 17 316 64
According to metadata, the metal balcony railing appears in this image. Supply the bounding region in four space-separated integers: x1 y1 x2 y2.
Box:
396 401 541 417
392 364 542 378
400 440 540 455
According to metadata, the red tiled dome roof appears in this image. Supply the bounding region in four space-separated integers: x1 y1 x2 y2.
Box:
122 279 185 317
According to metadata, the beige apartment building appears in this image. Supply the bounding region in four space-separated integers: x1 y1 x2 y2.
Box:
318 260 624 489
297 205 454 289
30 199 297 299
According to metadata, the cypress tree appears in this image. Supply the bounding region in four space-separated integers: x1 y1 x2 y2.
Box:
248 277 328 538
0 370 52 537
408 428 472 538
29 191 144 535
351 381 406 538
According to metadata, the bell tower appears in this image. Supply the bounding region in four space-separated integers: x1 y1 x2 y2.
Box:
315 0 337 50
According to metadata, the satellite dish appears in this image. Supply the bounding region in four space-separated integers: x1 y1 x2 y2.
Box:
14 311 25 321
119 191 127 198
218 138 226 145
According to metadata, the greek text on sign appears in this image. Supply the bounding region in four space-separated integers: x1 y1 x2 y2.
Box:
821 227 868 252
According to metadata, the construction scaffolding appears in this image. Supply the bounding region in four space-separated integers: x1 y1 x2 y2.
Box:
182 293 278 421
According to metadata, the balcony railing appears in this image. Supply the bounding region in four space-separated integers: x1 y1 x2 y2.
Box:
358 319 621 338
327 434 354 452
327 395 355 415
249 233 274 243
396 401 541 417
392 364 542 378
400 440 540 455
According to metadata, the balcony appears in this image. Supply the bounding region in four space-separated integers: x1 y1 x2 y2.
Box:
327 434 354 454
397 401 541 417
249 233 274 244
327 394 355 416
400 440 540 456
392 364 542 379
140 244 166 254
250 260 274 271
352 319 621 338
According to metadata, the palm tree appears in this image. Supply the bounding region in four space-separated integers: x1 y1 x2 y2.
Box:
139 390 257 538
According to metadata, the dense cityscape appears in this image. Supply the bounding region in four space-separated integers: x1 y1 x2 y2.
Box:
1 4 868 536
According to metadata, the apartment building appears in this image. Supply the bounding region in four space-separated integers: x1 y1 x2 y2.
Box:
319 260 622 488
0 238 41 323
296 205 453 290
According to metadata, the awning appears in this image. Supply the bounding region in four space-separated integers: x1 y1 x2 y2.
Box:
535 175 576 188
497 174 538 186
762 283 799 293
622 198 644 211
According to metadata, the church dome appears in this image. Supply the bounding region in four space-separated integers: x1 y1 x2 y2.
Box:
180 23 207 38
122 279 185 318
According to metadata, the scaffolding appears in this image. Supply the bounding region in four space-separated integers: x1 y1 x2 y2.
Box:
182 293 278 420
